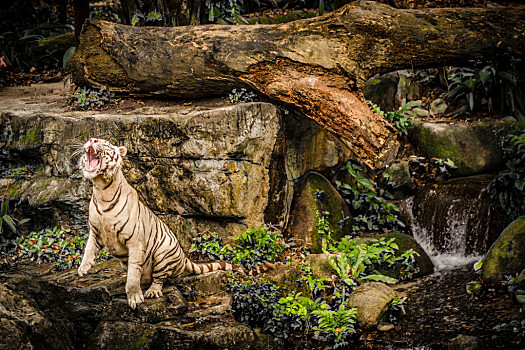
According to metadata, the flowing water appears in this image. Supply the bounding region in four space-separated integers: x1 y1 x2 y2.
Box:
402 173 506 272
363 174 521 349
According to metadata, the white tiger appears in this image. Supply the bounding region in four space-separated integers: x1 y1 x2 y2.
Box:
77 138 235 309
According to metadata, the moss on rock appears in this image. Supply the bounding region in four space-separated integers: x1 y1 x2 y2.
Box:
287 172 351 253
481 216 525 284
412 118 514 176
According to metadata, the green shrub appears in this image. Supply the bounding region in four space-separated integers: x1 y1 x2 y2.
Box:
336 162 406 235
191 226 284 269
0 227 109 271
490 128 525 220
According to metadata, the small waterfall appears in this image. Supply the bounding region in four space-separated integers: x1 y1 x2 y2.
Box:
403 174 506 271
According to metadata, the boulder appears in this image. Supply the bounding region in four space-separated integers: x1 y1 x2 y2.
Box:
364 70 421 113
383 161 414 199
0 282 74 349
149 323 256 350
481 216 525 284
410 118 515 177
448 335 485 350
0 258 255 350
347 282 396 329
306 253 339 280
0 88 281 247
286 172 351 252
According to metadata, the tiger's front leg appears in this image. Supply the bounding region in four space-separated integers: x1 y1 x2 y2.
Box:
78 229 101 277
126 242 146 309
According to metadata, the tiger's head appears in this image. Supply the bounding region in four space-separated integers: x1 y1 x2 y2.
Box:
79 138 127 181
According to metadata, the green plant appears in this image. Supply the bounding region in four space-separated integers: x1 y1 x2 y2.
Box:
316 210 333 243
0 227 109 270
324 236 409 287
490 128 525 220
432 157 458 178
229 88 257 103
205 0 248 24
383 295 406 324
0 200 17 239
69 87 114 110
62 46 75 70
132 10 163 26
312 303 357 340
276 292 317 318
370 100 415 137
192 226 283 269
4 167 27 179
444 60 525 119
466 281 481 295
336 162 406 235
0 3 74 73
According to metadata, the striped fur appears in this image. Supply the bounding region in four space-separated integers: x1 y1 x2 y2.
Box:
77 138 236 309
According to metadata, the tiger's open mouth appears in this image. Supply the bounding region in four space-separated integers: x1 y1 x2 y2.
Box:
85 146 101 172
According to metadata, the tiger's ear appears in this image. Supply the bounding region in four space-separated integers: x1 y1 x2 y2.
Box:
119 146 127 157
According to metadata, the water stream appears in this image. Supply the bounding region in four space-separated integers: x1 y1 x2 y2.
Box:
363 174 520 349
402 173 506 272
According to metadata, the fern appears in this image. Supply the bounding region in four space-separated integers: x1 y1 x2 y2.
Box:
312 304 357 339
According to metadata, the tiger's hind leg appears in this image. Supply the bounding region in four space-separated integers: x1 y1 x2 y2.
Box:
144 280 164 298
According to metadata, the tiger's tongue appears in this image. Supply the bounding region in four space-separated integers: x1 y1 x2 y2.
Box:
90 157 100 169
87 149 100 170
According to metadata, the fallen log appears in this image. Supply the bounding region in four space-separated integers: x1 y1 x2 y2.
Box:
72 0 525 168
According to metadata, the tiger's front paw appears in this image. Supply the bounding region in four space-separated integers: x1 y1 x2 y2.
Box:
127 288 145 309
78 263 92 277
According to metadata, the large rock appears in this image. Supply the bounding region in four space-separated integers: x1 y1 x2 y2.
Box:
347 282 396 329
383 161 414 199
481 216 525 284
0 258 257 350
410 118 514 176
0 83 358 248
0 87 280 246
286 172 351 252
364 70 421 113
0 282 74 349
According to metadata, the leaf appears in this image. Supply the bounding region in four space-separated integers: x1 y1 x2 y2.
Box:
209 7 221 21
467 92 474 110
1 200 7 216
478 68 491 83
62 46 75 70
516 293 525 304
132 14 139 26
361 274 397 283
473 260 484 272
147 11 162 20
2 215 17 234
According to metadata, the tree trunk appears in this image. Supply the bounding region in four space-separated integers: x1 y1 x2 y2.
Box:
73 0 90 47
72 0 525 168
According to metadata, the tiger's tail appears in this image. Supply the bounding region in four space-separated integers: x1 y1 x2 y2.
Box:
184 258 275 276
184 258 239 274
